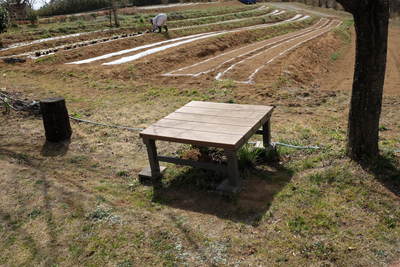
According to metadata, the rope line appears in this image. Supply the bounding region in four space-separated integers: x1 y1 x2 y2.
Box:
272 142 320 150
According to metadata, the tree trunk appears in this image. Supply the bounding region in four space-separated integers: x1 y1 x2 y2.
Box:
108 9 112 27
331 1 337 10
111 0 119 27
40 98 72 142
346 2 389 161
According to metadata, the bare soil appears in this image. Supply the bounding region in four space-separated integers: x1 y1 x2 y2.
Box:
317 23 400 96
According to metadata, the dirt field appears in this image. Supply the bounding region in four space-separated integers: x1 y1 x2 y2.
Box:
1 1 399 266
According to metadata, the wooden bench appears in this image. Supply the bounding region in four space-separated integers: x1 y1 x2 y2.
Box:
139 101 274 193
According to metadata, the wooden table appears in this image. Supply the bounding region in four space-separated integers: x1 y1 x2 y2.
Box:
139 101 274 193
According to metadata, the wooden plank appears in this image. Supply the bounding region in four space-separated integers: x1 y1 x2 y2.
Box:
140 102 274 149
175 106 267 119
186 101 274 112
164 112 259 127
140 125 243 149
153 118 251 135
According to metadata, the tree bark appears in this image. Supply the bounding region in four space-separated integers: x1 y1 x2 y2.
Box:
336 0 389 161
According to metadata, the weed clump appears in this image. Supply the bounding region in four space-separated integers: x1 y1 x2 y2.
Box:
87 206 111 221
87 206 122 225
237 144 265 170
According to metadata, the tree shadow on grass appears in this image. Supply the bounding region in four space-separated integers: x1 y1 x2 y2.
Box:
363 153 400 197
152 162 294 226
0 146 106 265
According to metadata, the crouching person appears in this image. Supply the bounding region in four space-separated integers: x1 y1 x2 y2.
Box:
149 13 168 33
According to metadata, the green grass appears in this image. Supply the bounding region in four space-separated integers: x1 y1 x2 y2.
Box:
288 216 309 234
35 55 58 64
330 51 341 61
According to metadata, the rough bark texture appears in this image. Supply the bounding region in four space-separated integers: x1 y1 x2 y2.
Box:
336 0 389 161
40 98 72 142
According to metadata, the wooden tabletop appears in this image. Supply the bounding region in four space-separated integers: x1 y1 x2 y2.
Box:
140 101 274 149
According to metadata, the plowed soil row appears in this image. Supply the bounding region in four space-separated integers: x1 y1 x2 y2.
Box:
166 18 329 77
223 20 341 84
0 1 245 47
159 19 341 83
160 18 341 85
0 7 289 60
67 14 308 66
0 4 264 54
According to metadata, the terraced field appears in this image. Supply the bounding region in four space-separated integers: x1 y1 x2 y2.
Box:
0 2 345 88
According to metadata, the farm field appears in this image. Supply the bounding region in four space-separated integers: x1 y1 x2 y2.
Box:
0 1 400 266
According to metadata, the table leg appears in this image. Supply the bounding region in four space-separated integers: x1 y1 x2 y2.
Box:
217 149 241 193
143 138 161 179
262 119 271 149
